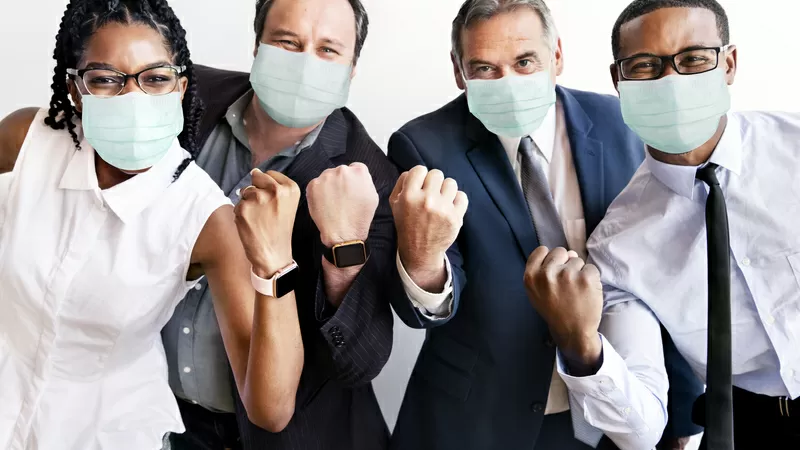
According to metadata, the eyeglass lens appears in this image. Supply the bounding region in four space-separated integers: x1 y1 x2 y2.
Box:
621 48 719 80
81 67 180 97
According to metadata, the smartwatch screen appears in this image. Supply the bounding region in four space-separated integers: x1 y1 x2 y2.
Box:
275 267 301 298
334 243 367 268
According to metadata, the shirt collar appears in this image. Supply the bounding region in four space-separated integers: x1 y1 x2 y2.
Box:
226 88 325 158
59 137 190 224
497 101 558 164
645 114 743 200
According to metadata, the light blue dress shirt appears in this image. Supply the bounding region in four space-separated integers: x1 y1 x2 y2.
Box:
568 111 800 447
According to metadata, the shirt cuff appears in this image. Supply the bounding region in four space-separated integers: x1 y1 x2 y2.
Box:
557 334 623 395
396 251 454 319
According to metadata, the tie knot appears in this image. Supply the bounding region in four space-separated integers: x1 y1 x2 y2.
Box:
696 163 720 186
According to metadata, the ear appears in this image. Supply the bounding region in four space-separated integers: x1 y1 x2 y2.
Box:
610 63 620 94
723 45 737 86
68 78 83 113
179 76 189 102
553 37 564 77
451 52 465 91
350 64 358 80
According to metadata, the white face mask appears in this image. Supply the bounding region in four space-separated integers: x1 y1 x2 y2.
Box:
618 67 731 154
465 70 556 138
81 91 184 171
249 43 352 129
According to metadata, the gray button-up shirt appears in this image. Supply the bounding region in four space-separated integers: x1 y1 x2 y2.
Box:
162 90 324 412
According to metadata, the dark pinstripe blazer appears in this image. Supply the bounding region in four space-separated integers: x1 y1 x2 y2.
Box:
195 65 397 450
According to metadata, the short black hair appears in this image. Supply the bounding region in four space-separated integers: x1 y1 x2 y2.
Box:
612 0 729 60
253 0 369 61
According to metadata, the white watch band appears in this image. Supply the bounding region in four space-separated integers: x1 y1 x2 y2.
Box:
250 261 298 297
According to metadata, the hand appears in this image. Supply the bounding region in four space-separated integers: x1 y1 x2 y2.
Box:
524 247 603 372
390 166 468 285
306 162 379 247
234 169 300 278
657 437 692 450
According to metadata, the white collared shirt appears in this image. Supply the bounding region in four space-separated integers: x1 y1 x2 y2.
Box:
0 109 230 450
397 100 587 414
562 111 800 448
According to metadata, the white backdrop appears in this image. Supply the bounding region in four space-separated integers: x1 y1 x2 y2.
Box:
1 0 798 433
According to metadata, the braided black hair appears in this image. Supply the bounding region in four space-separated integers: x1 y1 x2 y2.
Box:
46 0 203 179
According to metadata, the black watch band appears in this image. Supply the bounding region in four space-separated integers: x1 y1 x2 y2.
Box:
323 240 369 268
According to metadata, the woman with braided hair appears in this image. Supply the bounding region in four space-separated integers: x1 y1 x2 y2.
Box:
0 0 307 449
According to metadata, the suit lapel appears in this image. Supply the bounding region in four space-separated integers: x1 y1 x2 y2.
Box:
284 109 349 193
557 87 606 235
464 106 539 259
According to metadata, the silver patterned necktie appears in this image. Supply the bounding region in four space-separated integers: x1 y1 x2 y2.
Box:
518 136 604 446
518 136 568 249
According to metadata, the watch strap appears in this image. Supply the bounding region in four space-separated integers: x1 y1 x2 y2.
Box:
250 260 298 297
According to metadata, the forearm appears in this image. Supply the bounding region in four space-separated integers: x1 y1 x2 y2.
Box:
320 257 362 307
243 291 304 432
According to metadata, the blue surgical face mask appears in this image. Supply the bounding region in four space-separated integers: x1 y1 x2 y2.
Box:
81 91 184 171
465 70 556 138
618 67 731 155
250 43 352 129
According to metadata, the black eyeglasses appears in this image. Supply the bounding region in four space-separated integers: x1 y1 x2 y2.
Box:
616 45 730 81
66 65 186 97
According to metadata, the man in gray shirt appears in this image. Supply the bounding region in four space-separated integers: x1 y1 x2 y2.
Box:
163 0 399 449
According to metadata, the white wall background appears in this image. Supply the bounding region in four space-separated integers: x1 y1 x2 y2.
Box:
1 0 797 434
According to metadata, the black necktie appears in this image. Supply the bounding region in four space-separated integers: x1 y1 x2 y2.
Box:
696 163 734 449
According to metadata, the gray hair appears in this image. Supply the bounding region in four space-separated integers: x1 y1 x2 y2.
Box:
451 0 559 64
254 0 369 61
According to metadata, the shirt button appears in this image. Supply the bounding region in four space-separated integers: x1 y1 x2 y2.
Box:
766 315 776 325
530 402 544 413
191 400 198 405
183 367 192 373
194 283 203 291
783 368 796 378
182 327 191 335
235 188 242 197
742 257 751 267
623 407 632 415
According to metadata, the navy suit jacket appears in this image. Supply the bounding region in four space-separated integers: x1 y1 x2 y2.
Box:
387 87 702 449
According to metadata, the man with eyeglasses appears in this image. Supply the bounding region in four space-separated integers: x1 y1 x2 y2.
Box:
524 0 800 448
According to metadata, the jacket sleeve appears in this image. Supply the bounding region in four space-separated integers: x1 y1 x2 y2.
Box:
386 130 467 329
312 178 397 387
659 326 705 441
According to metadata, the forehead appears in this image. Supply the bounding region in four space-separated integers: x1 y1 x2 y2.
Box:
618 7 721 58
81 22 170 69
461 8 548 56
264 0 357 44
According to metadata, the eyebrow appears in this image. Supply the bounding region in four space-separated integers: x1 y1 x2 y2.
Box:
467 50 542 67
515 51 541 63
621 44 721 60
270 28 346 49
83 61 174 72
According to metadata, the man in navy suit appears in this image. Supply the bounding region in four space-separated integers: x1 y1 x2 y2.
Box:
387 1 702 449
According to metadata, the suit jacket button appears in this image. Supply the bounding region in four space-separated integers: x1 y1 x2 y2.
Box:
530 402 544 413
330 326 341 336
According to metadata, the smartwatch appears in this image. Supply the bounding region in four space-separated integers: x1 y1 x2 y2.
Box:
250 261 300 298
323 240 368 268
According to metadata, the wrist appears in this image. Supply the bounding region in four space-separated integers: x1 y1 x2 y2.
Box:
555 331 603 375
252 251 294 279
320 229 369 248
400 250 447 292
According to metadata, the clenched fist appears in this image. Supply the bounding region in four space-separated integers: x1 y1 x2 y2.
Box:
306 162 379 248
524 247 603 373
234 169 300 278
390 166 468 290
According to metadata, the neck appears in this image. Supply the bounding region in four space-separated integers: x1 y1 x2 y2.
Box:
648 116 729 166
95 156 136 190
244 95 321 167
